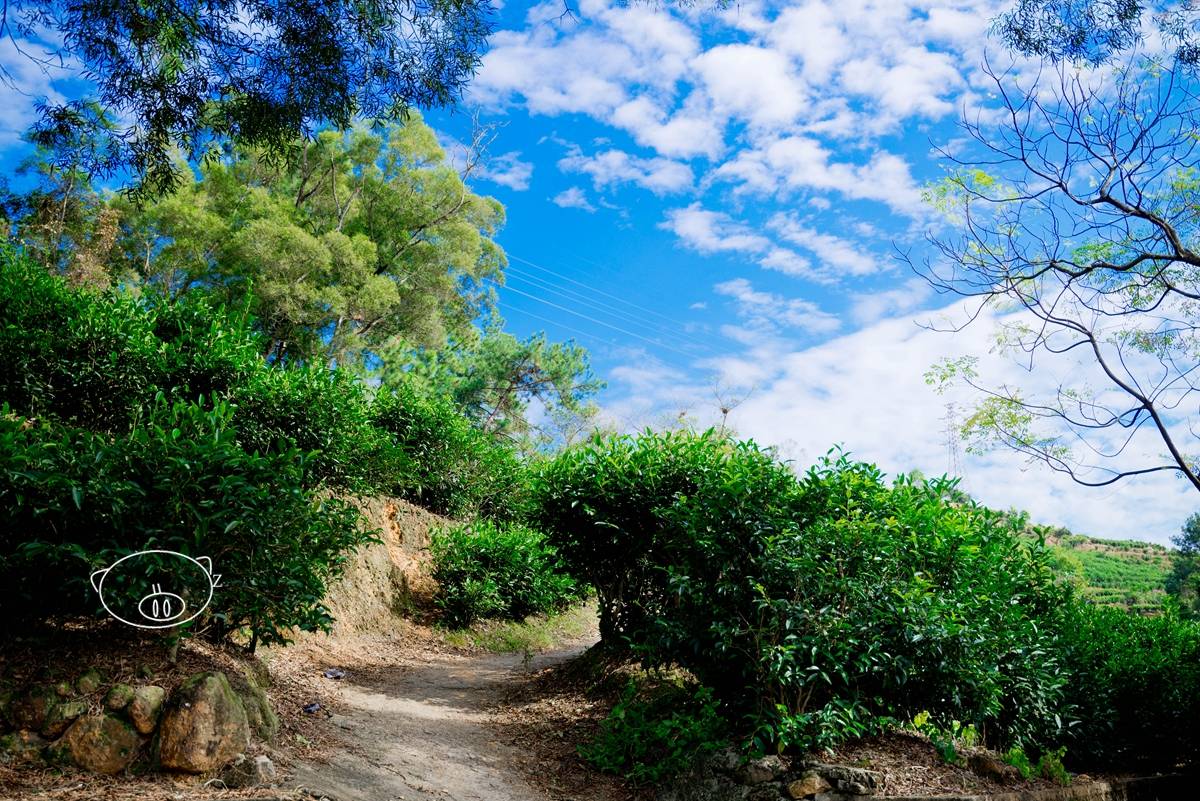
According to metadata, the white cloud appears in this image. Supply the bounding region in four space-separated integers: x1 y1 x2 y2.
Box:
552 186 596 212
606 297 1197 544
850 278 933 324
559 147 693 195
0 37 73 147
768 214 883 277
714 278 841 335
659 204 771 254
716 137 925 216
692 44 808 129
481 150 534 190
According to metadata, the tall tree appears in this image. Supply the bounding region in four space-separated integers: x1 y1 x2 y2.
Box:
384 320 605 447
100 115 506 364
1 0 495 195
920 59 1200 490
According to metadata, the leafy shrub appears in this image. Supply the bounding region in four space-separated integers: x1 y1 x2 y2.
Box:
581 680 728 785
231 365 385 491
1002 745 1035 779
1038 747 1071 785
372 381 527 519
429 520 578 628
530 429 798 644
0 398 373 647
533 438 1075 756
1055 602 1200 770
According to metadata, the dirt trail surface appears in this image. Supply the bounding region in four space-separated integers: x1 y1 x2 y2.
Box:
289 638 600 801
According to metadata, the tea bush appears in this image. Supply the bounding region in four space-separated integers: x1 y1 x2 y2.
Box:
0 398 372 647
581 680 729 785
533 435 1076 756
1055 601 1200 770
0 243 524 645
429 520 579 627
372 382 527 520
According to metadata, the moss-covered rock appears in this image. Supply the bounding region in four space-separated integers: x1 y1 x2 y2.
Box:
8 686 58 732
157 672 249 773
58 714 141 774
129 686 165 735
105 683 136 712
42 699 87 737
76 669 104 695
0 730 47 765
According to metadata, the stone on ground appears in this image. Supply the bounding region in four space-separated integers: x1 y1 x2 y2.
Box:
157 672 249 773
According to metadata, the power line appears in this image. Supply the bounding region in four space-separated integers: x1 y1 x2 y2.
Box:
491 280 702 359
508 253 707 332
503 267 721 356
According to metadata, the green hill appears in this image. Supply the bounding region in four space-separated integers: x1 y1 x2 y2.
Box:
1042 531 1173 613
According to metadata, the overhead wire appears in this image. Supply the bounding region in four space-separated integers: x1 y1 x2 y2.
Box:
503 266 721 355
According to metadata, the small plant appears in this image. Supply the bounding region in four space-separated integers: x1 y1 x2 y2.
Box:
1038 747 1071 785
430 521 580 628
1002 745 1035 779
581 681 728 785
910 711 978 765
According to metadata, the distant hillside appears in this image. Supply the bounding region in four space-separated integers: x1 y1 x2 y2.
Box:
1041 531 1174 613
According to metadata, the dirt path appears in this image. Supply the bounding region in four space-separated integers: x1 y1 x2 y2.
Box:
288 639 596 801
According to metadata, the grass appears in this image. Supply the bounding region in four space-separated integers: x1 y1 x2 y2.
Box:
440 602 598 654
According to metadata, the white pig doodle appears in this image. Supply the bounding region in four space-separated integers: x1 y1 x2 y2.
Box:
90 550 221 630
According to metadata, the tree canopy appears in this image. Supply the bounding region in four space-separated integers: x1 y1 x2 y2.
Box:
8 114 507 366
1 0 495 195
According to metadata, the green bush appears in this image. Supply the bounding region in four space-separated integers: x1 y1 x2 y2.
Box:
372 381 527 519
1055 602 1200 770
533 437 1074 756
0 398 373 647
429 520 579 628
581 680 728 785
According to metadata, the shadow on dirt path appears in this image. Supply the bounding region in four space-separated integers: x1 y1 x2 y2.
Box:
289 639 595 801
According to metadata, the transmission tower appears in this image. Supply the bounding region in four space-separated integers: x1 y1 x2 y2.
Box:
942 402 967 486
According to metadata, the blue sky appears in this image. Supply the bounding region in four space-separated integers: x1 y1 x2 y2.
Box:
2 0 1195 544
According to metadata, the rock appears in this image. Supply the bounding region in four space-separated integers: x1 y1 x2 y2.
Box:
220 753 277 788
42 699 87 737
788 772 833 798
968 753 1020 784
0 730 47 765
738 755 786 785
76 669 104 695
59 714 140 774
708 746 743 775
129 686 166 734
9 686 58 732
53 681 74 698
104 684 136 712
232 677 279 742
157 672 249 773
801 763 885 794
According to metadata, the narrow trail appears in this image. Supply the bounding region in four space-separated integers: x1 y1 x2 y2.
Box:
289 639 595 801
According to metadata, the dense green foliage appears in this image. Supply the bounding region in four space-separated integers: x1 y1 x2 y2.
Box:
534 430 1200 771
1167 512 1200 617
0 243 530 646
1057 602 1200 768
1049 539 1172 612
4 0 494 195
581 681 728 785
429 520 580 628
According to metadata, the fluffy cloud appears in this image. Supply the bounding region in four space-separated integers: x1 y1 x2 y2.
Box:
768 214 883 277
552 186 596 212
714 278 841 335
559 147 693 194
480 150 534 190
659 204 772 254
